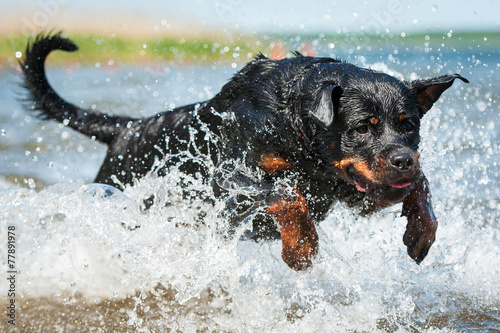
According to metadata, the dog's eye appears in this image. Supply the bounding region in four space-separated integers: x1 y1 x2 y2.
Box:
355 124 369 134
404 122 415 132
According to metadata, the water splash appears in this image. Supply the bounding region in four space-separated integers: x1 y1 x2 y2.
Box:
0 45 499 331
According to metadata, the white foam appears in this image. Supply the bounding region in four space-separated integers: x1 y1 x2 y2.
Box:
1 58 497 331
1 166 498 330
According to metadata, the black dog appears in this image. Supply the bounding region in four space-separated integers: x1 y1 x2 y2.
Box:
21 32 468 270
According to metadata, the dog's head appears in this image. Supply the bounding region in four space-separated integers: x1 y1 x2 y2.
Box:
296 61 468 202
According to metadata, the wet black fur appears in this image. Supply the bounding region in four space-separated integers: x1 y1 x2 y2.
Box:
21 32 468 239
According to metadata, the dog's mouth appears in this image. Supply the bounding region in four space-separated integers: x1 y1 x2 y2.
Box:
349 170 411 192
350 173 370 192
333 157 419 202
348 168 414 203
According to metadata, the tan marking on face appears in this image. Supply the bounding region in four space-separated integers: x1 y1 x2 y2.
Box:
369 117 379 125
399 113 406 122
329 141 336 149
259 153 293 174
333 157 378 183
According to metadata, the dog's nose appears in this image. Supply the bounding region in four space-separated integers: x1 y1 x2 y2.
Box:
390 153 414 171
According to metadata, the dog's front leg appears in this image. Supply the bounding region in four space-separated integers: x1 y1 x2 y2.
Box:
402 173 438 264
268 187 318 270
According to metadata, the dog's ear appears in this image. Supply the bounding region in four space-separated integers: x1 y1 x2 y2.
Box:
309 84 343 129
409 74 469 116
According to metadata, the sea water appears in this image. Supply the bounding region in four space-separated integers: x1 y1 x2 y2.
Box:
0 40 499 331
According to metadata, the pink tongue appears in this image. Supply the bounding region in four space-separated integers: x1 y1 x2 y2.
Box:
390 182 412 188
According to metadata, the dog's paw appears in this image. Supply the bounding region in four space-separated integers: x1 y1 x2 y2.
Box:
268 188 318 270
281 243 316 270
403 214 437 264
401 174 438 264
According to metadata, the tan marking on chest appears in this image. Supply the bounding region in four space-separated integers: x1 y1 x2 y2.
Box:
259 153 293 174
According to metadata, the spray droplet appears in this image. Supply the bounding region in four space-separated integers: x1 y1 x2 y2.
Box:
27 178 36 189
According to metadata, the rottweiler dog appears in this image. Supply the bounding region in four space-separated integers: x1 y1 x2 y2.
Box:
21 32 468 270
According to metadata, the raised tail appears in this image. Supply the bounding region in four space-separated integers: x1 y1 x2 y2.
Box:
20 31 134 144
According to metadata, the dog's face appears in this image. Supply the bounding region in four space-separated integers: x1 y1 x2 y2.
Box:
303 63 468 203
332 73 422 203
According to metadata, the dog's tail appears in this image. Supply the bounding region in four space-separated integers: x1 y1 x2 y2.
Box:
20 32 133 144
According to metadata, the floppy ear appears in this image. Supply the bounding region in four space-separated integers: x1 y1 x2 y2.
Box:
409 74 469 116
309 84 343 129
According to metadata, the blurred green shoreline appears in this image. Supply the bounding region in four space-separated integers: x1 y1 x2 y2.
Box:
1 30 498 67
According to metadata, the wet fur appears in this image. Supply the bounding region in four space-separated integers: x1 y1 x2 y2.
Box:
21 32 468 269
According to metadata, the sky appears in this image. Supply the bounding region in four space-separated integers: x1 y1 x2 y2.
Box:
144 0 500 32
1 0 499 37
